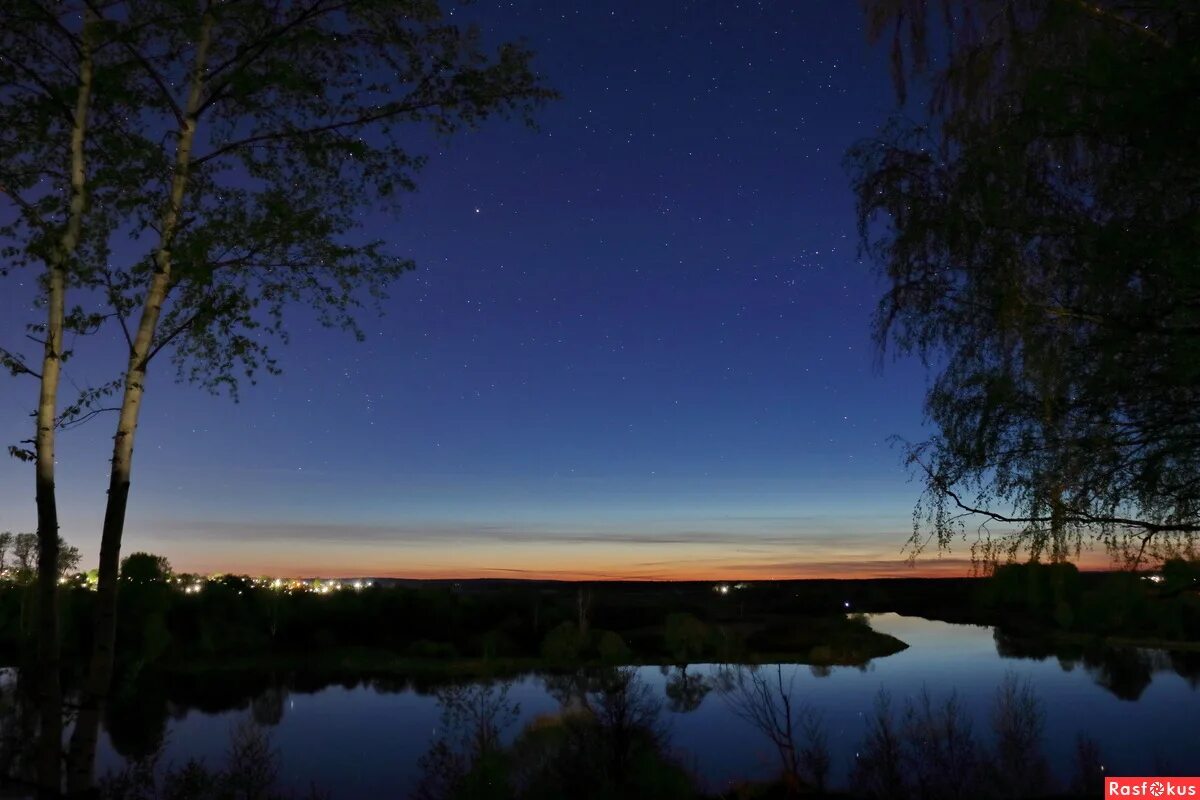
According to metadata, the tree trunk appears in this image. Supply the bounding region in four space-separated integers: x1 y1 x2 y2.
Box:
35 14 96 795
34 262 64 800
66 14 213 794
577 586 590 636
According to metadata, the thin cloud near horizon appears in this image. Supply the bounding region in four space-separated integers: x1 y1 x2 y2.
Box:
134 516 1115 580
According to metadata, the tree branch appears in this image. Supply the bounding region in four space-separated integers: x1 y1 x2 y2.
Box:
56 406 119 431
81 0 185 127
0 347 43 380
918 457 1200 536
191 89 446 168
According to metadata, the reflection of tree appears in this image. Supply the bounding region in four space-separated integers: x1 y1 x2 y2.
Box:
1081 648 1154 701
541 668 612 712
250 685 289 727
416 669 691 800
104 678 169 761
583 669 667 782
717 665 830 793
96 719 294 800
414 681 519 800
1168 651 1200 689
368 676 414 695
512 668 689 800
0 670 37 785
992 628 1055 661
164 669 264 713
663 666 710 714
993 625 1179 701
223 721 281 799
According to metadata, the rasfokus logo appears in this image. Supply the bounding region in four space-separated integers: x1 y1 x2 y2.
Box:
1107 778 1200 797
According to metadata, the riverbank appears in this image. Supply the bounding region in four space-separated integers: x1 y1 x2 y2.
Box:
161 614 908 680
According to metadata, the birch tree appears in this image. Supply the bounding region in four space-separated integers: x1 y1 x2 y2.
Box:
849 0 1200 566
0 2 118 790
3 0 553 793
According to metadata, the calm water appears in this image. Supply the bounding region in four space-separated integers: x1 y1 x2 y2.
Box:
95 614 1200 795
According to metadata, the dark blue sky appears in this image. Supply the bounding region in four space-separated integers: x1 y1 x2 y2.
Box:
1 1 952 579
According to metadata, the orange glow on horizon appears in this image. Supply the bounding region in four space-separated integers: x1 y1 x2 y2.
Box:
172 552 1119 582
142 519 1122 582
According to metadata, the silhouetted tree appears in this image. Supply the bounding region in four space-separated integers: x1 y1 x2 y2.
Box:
1071 734 1105 796
718 665 829 794
0 533 11 576
851 0 1200 566
851 690 906 799
990 673 1049 797
11 535 36 582
5 533 80 582
663 613 709 663
120 553 172 585
0 3 109 786
851 687 983 800
2 1 557 791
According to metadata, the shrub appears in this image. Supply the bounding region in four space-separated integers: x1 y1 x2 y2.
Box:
407 639 459 659
541 622 585 663
663 613 709 662
597 630 631 663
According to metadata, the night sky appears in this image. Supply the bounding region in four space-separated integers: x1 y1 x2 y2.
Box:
1 2 980 580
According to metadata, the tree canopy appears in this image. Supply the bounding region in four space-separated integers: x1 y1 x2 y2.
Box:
0 532 80 580
2 0 555 409
848 1 1200 566
2 1 555 792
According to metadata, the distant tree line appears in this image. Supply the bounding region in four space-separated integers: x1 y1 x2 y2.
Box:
0 557 907 680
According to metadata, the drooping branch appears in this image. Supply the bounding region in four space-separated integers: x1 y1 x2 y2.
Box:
916 457 1200 536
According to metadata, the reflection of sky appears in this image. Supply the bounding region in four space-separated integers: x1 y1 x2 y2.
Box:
95 616 1200 796
674 615 1200 790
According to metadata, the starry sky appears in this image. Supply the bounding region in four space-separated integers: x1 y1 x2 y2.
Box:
1 1 1014 580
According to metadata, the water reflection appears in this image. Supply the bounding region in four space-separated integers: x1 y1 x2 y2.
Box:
0 615 1191 797
98 720 297 800
415 669 692 800
663 666 710 714
992 627 1200 701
